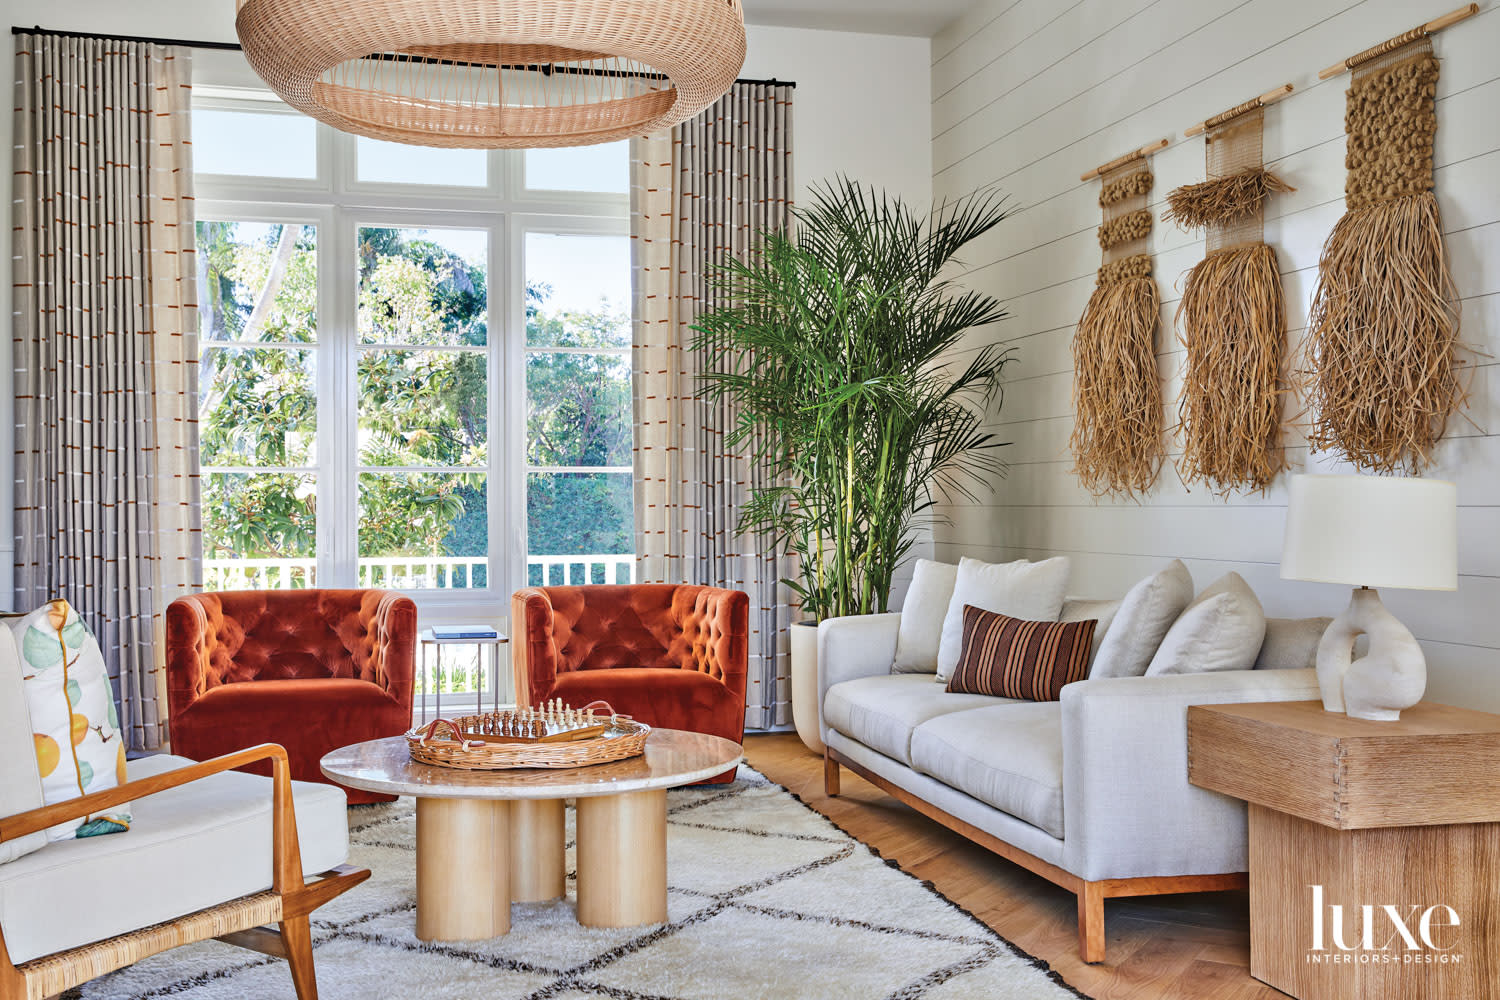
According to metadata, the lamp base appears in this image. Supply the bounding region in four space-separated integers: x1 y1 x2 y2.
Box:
1315 587 1426 722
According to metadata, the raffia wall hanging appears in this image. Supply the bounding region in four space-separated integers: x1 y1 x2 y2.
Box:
1070 143 1168 498
1302 24 1467 473
1165 93 1295 495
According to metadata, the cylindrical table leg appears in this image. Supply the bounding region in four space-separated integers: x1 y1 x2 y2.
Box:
576 789 668 928
510 798 566 902
415 797 511 940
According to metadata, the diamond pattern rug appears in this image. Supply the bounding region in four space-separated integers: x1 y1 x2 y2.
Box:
70 766 1083 999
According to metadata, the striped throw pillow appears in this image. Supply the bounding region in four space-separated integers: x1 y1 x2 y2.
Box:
945 605 1097 701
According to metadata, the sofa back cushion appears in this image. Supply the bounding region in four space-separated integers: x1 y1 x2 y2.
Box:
1091 559 1194 679
892 559 958 674
1145 572 1266 676
1060 597 1121 671
8 600 130 841
946 606 1096 702
1255 617 1333 670
936 557 1071 682
0 625 47 864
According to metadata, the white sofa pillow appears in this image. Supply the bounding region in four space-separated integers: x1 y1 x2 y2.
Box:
0 626 47 864
1145 572 1266 676
1060 597 1122 672
892 559 958 674
1091 559 1194 679
935 556 1070 682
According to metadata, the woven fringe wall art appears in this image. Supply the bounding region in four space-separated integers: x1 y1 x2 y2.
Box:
1302 27 1467 473
1165 93 1295 496
1070 144 1167 499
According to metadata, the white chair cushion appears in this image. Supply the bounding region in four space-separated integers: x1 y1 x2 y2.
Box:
892 559 958 674
1145 572 1266 676
910 702 1065 839
0 627 46 866
935 557 1071 682
824 674 1013 766
1092 559 1194 679
1060 597 1122 671
0 755 349 965
1255 617 1333 670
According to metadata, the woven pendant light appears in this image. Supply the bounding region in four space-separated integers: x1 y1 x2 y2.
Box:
234 0 747 148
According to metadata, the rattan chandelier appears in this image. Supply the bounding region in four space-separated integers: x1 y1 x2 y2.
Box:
234 0 747 148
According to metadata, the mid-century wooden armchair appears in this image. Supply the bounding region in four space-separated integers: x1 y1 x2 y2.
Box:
0 744 368 1000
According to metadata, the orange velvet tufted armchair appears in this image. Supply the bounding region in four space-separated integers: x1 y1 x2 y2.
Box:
512 584 749 783
166 589 417 804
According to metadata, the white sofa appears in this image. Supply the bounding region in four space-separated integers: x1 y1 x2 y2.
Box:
818 610 1323 964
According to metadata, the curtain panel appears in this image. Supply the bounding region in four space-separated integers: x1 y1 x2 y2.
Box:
12 33 202 750
631 82 796 730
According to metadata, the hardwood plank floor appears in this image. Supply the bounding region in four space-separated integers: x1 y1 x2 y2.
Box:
744 732 1286 1000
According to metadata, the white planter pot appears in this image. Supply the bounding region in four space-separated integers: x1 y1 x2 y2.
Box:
789 620 824 755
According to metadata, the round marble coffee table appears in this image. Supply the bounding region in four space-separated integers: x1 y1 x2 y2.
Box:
321 728 741 941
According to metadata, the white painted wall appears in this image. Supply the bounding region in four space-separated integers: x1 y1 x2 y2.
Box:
929 0 1500 710
1 6 933 606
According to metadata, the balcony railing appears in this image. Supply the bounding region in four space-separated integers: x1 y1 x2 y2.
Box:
203 554 637 592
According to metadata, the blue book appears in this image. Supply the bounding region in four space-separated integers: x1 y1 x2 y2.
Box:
430 625 499 640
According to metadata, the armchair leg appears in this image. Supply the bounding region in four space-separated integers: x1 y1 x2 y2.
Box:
824 752 841 797
1077 881 1106 964
279 915 318 1000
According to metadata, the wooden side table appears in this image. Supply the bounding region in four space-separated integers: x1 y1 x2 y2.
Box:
1187 700 1500 1000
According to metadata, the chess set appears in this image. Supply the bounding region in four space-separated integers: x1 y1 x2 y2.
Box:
406 699 650 770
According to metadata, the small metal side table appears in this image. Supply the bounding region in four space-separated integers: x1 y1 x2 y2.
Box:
418 628 510 720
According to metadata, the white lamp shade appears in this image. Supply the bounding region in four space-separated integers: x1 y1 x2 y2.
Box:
1281 474 1457 591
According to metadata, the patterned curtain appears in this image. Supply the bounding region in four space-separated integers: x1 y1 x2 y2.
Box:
631 82 796 730
12 33 202 751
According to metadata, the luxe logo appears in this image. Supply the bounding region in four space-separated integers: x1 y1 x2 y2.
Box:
1307 885 1464 965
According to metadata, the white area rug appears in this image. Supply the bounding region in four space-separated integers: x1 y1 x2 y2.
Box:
69 766 1082 999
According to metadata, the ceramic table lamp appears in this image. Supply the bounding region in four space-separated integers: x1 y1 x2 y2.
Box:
1280 474 1457 722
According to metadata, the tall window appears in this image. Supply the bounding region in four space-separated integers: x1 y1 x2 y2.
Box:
193 96 632 609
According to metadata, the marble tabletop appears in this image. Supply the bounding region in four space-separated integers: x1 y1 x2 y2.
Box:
321 728 743 800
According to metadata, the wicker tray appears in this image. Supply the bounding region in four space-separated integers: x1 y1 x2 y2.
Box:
405 703 649 771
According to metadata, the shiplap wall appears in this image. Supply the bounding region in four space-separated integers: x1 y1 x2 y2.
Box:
928 0 1500 711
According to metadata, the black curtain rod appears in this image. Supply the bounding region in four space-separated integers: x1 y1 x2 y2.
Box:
10 25 797 89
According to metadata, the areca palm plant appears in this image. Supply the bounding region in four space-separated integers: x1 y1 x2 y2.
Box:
693 178 1014 620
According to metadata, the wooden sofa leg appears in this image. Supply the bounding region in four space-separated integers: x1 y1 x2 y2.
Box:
1077 881 1106 964
279 915 318 1000
824 752 841 797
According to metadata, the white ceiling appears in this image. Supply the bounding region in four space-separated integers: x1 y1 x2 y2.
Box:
740 0 980 37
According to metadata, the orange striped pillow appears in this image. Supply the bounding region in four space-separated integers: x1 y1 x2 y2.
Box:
945 605 1097 701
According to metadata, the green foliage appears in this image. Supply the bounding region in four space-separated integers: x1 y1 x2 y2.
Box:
197 221 634 575
693 178 1015 620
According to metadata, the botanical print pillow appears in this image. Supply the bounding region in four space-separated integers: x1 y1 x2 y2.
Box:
9 600 130 840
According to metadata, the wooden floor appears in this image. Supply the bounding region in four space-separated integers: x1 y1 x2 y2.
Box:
744 732 1286 1000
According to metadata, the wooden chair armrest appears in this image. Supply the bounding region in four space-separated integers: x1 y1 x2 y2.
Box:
0 744 306 893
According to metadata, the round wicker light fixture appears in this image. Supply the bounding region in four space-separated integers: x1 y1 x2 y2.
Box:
234 0 747 148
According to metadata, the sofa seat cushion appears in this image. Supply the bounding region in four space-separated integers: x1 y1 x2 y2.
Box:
824 674 1013 765
0 754 349 965
910 702 1065 839
549 667 743 743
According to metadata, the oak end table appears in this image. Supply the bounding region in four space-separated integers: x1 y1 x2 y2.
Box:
1187 700 1500 1000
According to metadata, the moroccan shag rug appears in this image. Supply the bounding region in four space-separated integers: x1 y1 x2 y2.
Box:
69 766 1082 1000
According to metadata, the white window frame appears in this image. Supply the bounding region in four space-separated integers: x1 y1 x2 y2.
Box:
194 96 631 619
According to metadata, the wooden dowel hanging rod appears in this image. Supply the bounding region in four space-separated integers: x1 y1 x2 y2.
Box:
1184 84 1293 138
1080 138 1169 182
1318 3 1479 79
